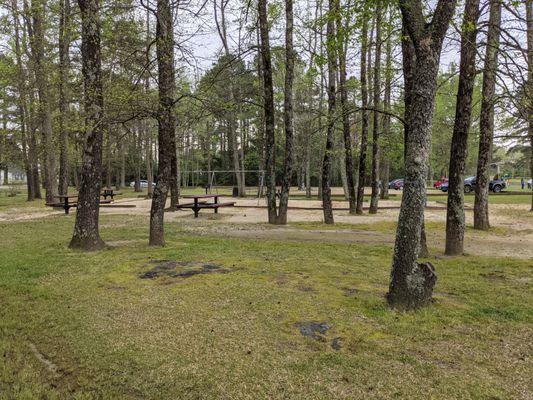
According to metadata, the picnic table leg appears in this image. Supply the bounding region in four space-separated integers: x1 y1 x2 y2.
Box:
194 198 199 218
214 196 218 214
64 197 69 214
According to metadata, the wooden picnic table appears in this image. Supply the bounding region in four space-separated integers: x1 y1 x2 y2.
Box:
178 194 235 218
101 188 120 200
48 192 114 214
49 194 79 214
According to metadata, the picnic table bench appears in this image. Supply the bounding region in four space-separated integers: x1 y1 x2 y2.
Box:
101 188 122 200
176 194 235 218
46 192 113 214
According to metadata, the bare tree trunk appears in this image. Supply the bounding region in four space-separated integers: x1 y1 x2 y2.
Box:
105 129 112 188
317 9 325 203
258 0 277 223
58 0 71 196
380 159 390 199
255 24 266 198
337 5 356 214
12 0 34 200
321 0 337 224
339 152 349 199
146 126 153 197
401 24 429 259
149 0 176 246
120 139 125 188
305 149 312 197
170 143 179 207
381 8 393 201
369 4 382 214
388 0 457 310
29 0 57 203
214 0 244 197
445 0 481 255
275 0 294 225
356 16 369 214
526 0 533 211
240 121 246 194
474 0 501 230
70 0 105 250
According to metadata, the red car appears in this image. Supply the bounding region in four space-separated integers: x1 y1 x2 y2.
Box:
434 178 448 189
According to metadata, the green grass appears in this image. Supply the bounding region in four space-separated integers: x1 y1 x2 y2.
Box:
0 188 36 210
1 210 532 399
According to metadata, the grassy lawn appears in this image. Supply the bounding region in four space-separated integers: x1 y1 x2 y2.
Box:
1 209 532 399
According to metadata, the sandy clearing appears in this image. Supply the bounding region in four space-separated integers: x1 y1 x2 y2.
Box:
2 195 532 259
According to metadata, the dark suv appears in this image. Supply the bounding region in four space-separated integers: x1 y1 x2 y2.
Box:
440 176 506 193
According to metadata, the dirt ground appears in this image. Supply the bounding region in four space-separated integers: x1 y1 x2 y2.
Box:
99 196 533 260
3 195 532 260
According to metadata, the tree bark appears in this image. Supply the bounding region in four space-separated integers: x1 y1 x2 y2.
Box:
120 138 125 188
105 128 112 188
401 24 430 259
474 0 501 230
149 0 176 246
12 0 34 201
337 3 356 214
70 0 105 250
356 16 369 214
275 0 295 224
170 141 179 207
58 0 71 196
258 0 277 224
29 0 57 203
321 0 337 224
381 12 392 202
526 0 533 211
387 0 457 310
445 0 481 255
146 122 153 198
369 3 382 214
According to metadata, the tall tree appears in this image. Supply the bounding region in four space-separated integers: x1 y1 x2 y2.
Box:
387 0 457 310
11 0 34 200
528 0 533 212
214 0 245 197
145 11 154 199
380 7 393 201
58 0 71 195
445 0 481 255
321 0 337 224
275 0 295 224
369 1 383 214
400 24 429 258
356 14 369 214
149 0 177 245
69 0 105 250
474 0 502 230
337 1 356 214
258 0 277 224
29 0 57 203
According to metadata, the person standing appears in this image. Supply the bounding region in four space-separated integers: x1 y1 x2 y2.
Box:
521 177 525 190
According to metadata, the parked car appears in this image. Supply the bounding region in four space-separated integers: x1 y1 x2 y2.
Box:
388 178 404 190
433 178 448 189
129 180 156 188
439 176 506 193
